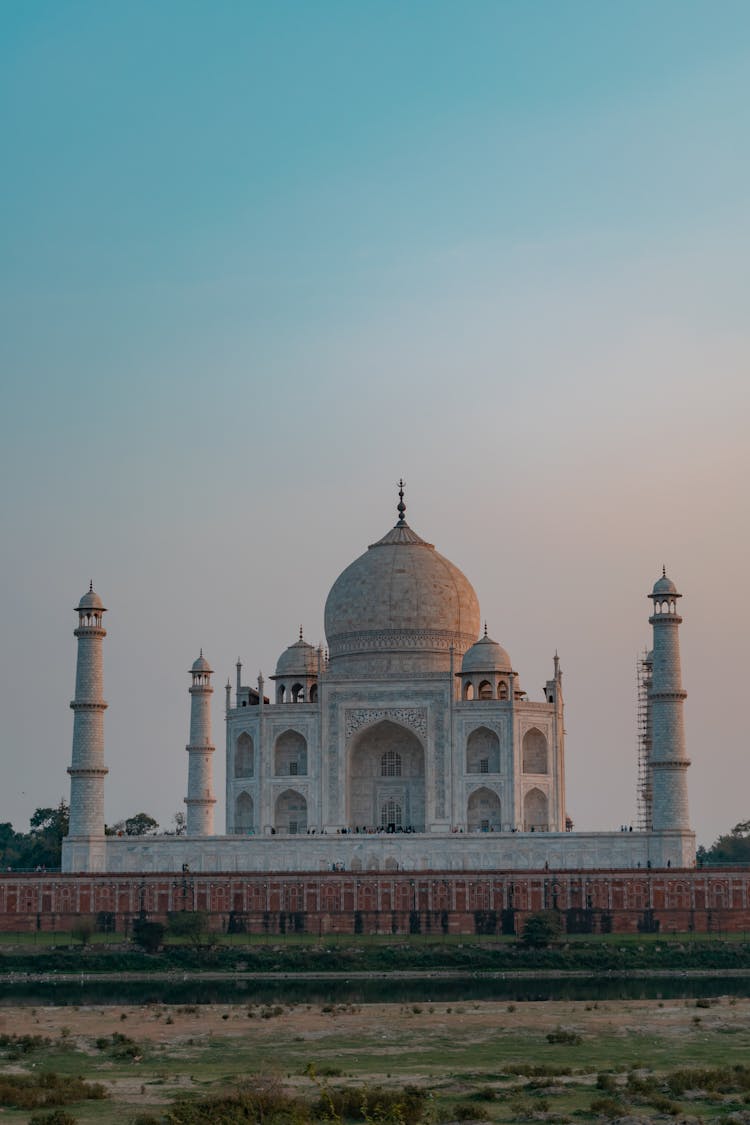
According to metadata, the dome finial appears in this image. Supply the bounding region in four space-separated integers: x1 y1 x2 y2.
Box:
397 478 406 525
662 564 666 577
89 580 93 592
483 621 488 638
299 625 304 642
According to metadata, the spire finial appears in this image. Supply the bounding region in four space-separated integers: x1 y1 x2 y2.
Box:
483 621 488 638
89 580 93 592
299 625 304 642
200 647 203 657
662 564 667 577
397 478 406 525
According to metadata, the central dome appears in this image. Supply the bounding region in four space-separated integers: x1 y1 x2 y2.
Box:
324 506 480 676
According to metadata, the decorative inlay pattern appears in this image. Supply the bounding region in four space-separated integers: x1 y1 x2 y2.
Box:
330 629 476 655
345 707 428 741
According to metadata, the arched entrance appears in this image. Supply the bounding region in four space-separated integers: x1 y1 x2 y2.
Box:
348 720 425 831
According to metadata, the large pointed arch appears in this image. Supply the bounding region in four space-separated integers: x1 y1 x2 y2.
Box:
348 719 425 832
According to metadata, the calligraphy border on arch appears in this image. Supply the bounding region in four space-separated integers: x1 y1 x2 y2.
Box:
345 707 428 741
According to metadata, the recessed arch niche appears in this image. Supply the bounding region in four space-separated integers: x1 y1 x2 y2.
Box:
274 730 307 777
467 786 501 832
234 791 254 833
348 720 425 831
466 726 500 774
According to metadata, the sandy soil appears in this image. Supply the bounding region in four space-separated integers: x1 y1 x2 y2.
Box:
1 994 747 1048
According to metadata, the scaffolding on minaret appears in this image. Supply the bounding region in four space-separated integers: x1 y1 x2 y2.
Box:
636 649 653 831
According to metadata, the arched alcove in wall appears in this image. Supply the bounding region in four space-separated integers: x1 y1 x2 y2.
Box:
522 727 548 774
524 787 548 831
274 730 307 777
348 719 425 831
466 726 500 773
467 786 501 831
274 789 307 834
234 791 254 833
235 732 254 778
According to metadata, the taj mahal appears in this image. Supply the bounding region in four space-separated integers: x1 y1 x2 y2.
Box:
62 486 695 875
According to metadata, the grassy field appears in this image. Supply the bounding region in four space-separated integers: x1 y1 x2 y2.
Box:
2 994 750 1123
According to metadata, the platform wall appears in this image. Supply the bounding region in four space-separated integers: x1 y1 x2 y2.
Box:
1 868 747 935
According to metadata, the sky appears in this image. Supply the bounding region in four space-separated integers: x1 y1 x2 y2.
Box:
1 0 748 849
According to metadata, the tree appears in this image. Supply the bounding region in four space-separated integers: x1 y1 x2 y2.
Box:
131 919 165 953
521 909 563 947
107 812 159 837
166 910 212 948
71 916 96 947
698 820 750 865
0 802 70 870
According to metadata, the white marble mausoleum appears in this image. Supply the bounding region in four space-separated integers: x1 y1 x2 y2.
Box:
62 486 695 874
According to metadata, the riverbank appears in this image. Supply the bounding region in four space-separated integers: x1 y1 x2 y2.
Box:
1 934 750 975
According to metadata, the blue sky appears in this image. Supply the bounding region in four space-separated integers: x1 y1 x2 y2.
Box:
1 1 748 844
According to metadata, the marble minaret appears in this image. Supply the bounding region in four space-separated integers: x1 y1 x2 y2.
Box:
184 652 216 835
648 569 690 832
62 583 108 872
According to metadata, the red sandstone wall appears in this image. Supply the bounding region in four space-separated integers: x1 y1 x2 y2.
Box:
0 869 747 936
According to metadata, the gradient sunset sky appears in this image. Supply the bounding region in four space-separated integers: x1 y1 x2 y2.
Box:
1 1 748 846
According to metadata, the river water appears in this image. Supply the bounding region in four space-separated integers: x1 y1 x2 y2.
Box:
1 975 749 1006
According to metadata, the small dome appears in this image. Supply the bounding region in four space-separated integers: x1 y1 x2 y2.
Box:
461 632 512 674
191 651 212 674
275 635 318 678
77 583 104 611
652 570 678 596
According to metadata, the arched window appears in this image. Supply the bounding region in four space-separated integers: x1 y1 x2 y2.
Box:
234 732 254 778
235 791 254 833
524 788 548 831
478 680 493 700
274 730 307 776
522 727 548 774
381 799 402 829
381 750 402 777
463 681 474 701
291 682 304 702
466 727 500 774
498 681 509 700
309 684 318 703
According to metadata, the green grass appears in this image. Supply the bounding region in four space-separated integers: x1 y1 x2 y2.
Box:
6 994 750 1123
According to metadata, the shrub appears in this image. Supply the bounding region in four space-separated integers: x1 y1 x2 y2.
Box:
454 1104 489 1121
0 1072 107 1110
589 1097 627 1117
131 920 165 954
546 1028 582 1045
595 1073 617 1092
521 910 563 948
29 1112 79 1125
313 1084 427 1125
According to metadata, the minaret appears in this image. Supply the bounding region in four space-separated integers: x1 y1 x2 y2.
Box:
648 569 690 832
184 651 216 835
64 583 108 871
